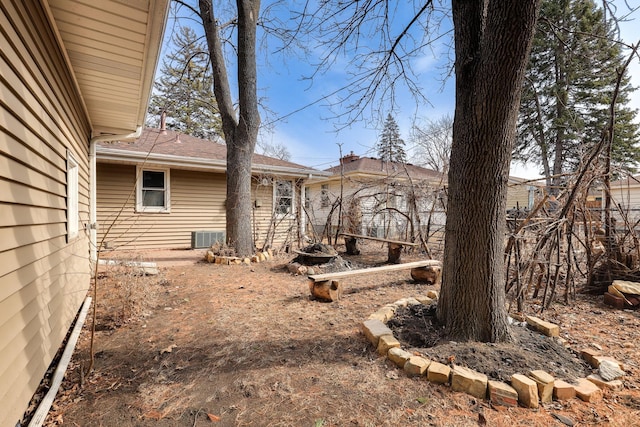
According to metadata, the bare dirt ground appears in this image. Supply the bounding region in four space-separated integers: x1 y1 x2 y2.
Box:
34 244 640 426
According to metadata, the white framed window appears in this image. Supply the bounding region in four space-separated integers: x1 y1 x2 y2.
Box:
67 151 79 240
320 184 330 208
275 179 294 216
136 167 170 212
304 186 310 209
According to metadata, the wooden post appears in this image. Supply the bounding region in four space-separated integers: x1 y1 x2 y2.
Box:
344 236 360 255
309 279 343 301
387 243 403 264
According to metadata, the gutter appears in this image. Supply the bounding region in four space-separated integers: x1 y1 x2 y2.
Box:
89 128 142 262
96 146 331 179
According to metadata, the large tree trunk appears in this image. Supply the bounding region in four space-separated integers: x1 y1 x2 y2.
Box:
437 0 541 343
199 0 261 257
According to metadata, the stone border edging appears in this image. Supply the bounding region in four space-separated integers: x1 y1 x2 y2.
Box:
360 292 625 408
204 249 274 265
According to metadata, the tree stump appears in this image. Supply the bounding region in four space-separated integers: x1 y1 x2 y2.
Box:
387 243 403 264
344 236 360 255
309 280 343 301
411 265 442 284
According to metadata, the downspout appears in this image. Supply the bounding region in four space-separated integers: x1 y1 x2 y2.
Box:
88 127 143 262
300 180 307 239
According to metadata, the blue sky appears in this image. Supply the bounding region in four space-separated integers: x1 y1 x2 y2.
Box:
257 1 640 179
255 2 456 172
161 1 640 179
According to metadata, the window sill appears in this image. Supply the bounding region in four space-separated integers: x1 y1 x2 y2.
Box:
135 208 171 214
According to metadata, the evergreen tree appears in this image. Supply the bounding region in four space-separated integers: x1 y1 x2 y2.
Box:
515 0 639 188
377 113 407 163
147 26 222 140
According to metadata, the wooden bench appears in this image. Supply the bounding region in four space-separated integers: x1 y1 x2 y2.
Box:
308 259 442 301
340 232 419 264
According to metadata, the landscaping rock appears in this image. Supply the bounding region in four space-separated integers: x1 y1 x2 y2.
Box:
525 315 560 337
415 296 434 305
581 348 600 368
528 370 555 403
361 319 394 348
488 380 519 407
404 356 430 376
377 334 400 355
587 373 624 391
574 378 602 402
511 374 539 408
387 347 412 368
369 306 396 322
393 298 409 307
404 297 421 306
451 365 487 399
604 292 626 309
593 355 624 370
553 380 577 401
426 362 451 384
598 359 625 381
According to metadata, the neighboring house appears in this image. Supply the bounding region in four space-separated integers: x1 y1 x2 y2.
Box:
96 127 327 251
305 152 446 241
506 176 541 213
0 1 169 425
305 153 542 242
609 174 640 223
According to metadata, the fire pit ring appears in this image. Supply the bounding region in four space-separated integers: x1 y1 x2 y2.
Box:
292 249 338 265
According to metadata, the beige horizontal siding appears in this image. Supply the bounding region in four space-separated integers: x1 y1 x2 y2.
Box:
506 183 531 210
0 1 92 425
97 163 227 249
251 179 301 250
98 165 307 251
611 185 640 209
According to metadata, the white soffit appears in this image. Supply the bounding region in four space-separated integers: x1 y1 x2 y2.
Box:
46 0 169 137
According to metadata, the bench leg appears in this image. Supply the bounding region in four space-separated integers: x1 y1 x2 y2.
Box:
387 243 403 264
345 236 360 255
309 279 343 302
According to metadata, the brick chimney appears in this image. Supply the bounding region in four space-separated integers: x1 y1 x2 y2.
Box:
340 151 359 164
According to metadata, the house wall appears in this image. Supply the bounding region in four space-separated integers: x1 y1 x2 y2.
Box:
305 179 342 235
97 163 227 249
97 164 301 251
506 182 533 211
306 177 445 240
610 185 640 223
250 178 301 251
0 1 92 425
252 180 277 249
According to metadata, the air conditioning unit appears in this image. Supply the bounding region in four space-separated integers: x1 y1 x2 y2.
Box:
191 231 225 249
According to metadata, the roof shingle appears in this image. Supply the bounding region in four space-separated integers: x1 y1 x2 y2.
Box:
97 128 316 171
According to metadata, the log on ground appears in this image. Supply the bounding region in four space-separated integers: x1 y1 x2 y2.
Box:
411 265 442 284
309 280 343 302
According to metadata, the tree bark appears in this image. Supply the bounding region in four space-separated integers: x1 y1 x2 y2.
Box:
199 0 261 257
437 0 541 343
